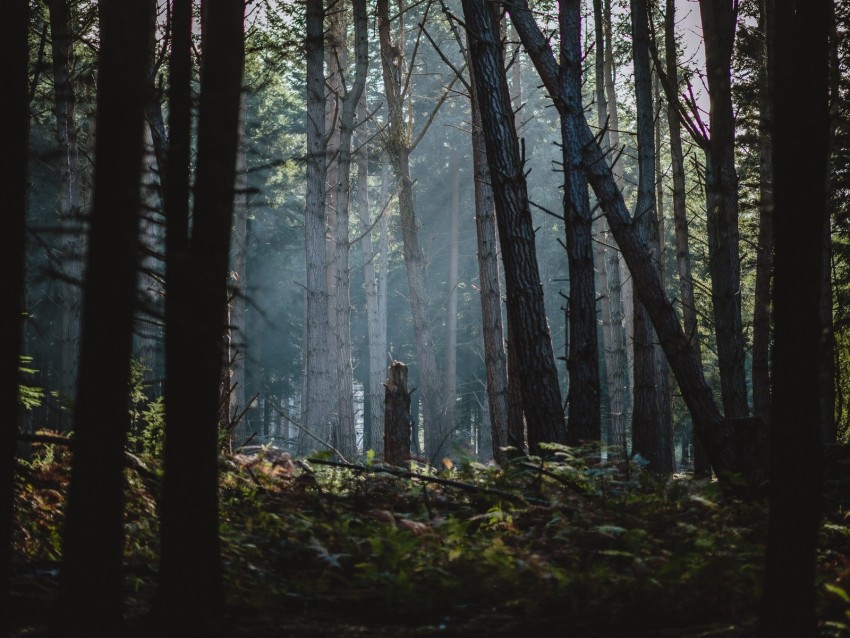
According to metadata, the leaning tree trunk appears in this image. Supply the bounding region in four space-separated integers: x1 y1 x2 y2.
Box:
377 0 445 461
560 0 601 444
462 0 567 455
469 58 511 463
0 2 29 632
54 1 153 634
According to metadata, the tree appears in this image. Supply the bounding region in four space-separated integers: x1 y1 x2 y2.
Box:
156 0 245 627
468 54 512 461
560 0 601 443
53 0 154 633
298 0 333 453
377 0 446 461
461 0 567 455
759 1 829 634
0 1 29 632
629 0 673 472
47 0 83 417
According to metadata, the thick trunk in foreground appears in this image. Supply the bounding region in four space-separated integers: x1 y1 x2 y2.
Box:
759 2 828 634
156 0 244 628
462 0 567 455
54 2 153 634
0 2 28 632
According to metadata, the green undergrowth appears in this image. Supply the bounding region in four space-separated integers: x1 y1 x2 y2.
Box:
10 442 850 635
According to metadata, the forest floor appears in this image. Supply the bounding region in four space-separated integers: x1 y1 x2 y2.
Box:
9 442 850 636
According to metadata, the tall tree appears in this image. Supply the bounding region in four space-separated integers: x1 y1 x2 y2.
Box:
0 1 29 632
461 0 568 454
377 0 446 461
630 0 673 472
298 0 333 453
445 149 461 442
47 0 83 417
53 0 154 633
156 0 245 627
760 0 829 634
560 0 601 443
698 0 748 419
467 48 511 461
327 0 368 458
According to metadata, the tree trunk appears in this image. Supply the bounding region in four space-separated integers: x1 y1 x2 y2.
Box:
384 361 412 466
0 2 28 632
48 0 83 424
445 149 461 445
358 110 390 454
462 0 567 455
629 0 673 473
468 58 511 463
155 0 244 628
54 1 153 633
698 0 749 420
759 1 829 634
378 0 445 462
327 0 367 458
228 90 249 447
298 0 333 453
560 0 601 444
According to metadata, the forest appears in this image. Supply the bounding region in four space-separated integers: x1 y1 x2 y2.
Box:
1 0 848 635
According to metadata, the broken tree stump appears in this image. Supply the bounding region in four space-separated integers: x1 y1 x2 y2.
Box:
384 360 412 466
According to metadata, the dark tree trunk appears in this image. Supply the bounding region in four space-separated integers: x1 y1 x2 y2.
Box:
560 0 601 444
629 0 673 473
698 0 749 420
156 0 244 629
384 361 412 466
54 1 153 634
759 1 829 635
462 0 567 455
0 2 29 633
468 58 511 463
752 0 773 426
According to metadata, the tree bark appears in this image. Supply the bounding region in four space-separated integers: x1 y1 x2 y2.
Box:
384 361 412 466
48 0 84 423
155 0 244 628
560 0 601 444
445 149 461 445
462 0 567 455
54 1 153 633
629 0 672 473
469 58 511 462
698 0 748 419
378 0 445 461
759 1 829 634
298 0 333 453
0 2 28 632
